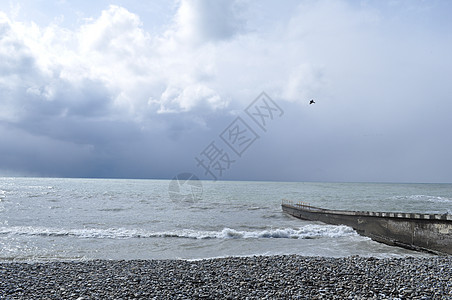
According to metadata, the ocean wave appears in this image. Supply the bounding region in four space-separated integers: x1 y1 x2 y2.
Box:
0 225 357 240
247 206 270 211
424 196 452 203
26 185 54 190
392 195 452 203
97 208 130 212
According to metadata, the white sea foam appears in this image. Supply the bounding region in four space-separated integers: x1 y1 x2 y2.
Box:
424 196 452 203
0 225 357 240
395 194 452 203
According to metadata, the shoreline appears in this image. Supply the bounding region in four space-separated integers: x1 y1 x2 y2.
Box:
1 255 451 299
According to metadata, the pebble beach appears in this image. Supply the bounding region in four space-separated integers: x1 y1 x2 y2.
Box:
1 255 451 299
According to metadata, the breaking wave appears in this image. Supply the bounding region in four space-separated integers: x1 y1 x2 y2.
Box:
0 225 357 240
393 194 452 203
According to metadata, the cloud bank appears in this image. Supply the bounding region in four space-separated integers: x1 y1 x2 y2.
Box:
0 0 451 182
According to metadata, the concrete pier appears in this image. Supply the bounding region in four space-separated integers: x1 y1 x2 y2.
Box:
281 201 452 255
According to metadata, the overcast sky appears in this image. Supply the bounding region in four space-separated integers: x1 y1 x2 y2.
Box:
1 0 451 183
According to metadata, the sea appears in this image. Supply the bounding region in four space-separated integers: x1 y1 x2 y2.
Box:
1 177 451 262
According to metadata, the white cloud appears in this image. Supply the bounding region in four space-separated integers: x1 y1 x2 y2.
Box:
172 0 245 45
79 5 145 54
151 83 223 113
0 1 326 122
0 4 229 124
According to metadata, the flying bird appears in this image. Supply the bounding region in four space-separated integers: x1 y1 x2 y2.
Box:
309 99 315 105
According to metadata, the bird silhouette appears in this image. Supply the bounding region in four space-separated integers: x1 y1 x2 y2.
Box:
309 99 315 105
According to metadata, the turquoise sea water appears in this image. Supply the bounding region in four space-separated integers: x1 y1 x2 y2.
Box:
0 178 451 261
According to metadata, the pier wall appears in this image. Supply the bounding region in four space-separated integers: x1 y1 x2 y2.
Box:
282 204 452 255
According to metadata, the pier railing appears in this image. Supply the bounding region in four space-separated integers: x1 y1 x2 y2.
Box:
281 199 452 221
281 199 325 212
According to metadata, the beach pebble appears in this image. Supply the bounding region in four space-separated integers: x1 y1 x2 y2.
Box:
0 255 451 299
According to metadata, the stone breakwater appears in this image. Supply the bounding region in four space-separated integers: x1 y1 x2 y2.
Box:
0 256 451 299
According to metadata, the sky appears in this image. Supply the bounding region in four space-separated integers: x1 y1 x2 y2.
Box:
0 0 451 183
